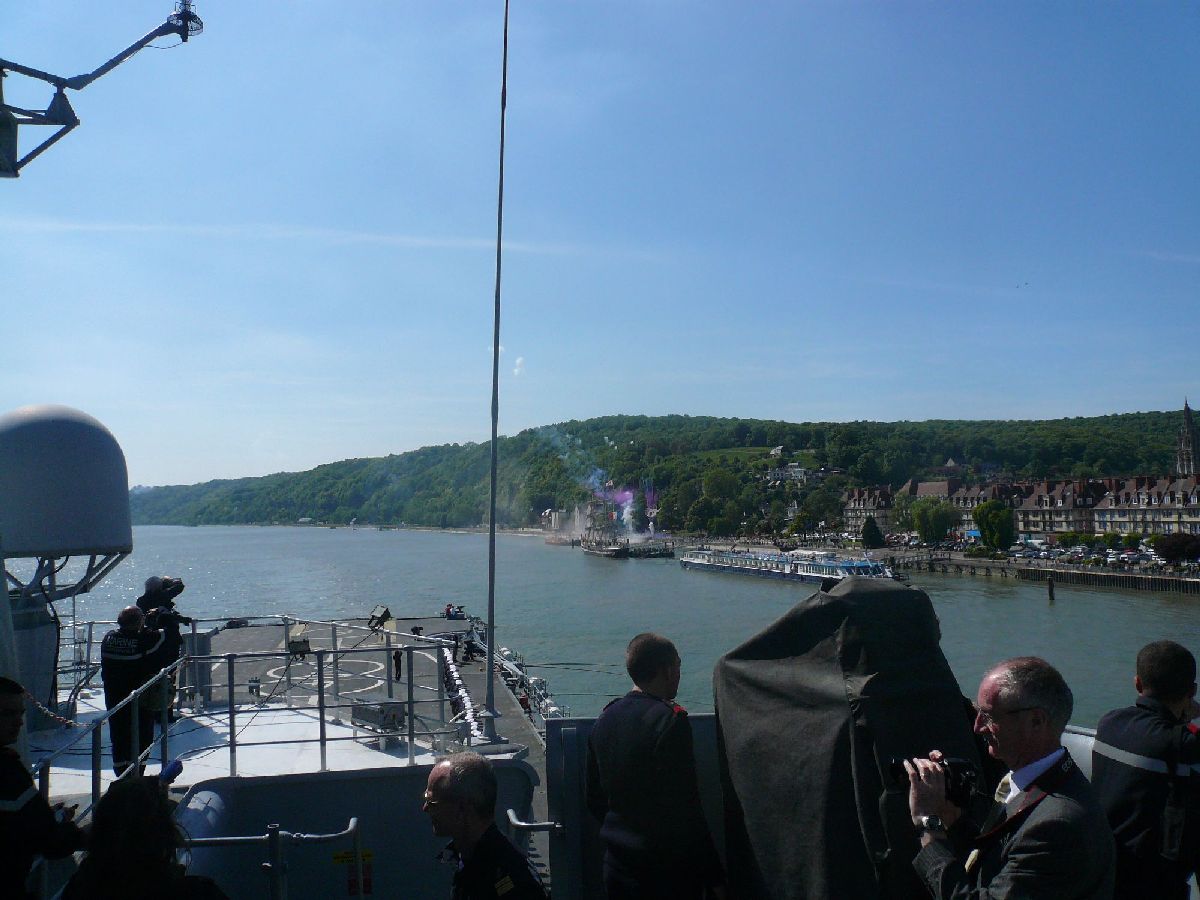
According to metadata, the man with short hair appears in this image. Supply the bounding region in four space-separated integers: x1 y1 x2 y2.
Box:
100 605 174 776
0 676 86 899
586 632 726 899
1092 640 1200 899
422 752 547 900
906 656 1114 899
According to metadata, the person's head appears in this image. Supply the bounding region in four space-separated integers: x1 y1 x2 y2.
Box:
422 752 496 842
974 656 1073 770
84 776 183 881
117 606 145 632
144 576 165 595
625 632 681 699
0 676 26 747
1135 641 1197 706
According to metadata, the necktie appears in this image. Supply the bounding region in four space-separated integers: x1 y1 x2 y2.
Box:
967 773 1015 871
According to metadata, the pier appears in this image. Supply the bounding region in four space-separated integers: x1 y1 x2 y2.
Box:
889 553 1200 595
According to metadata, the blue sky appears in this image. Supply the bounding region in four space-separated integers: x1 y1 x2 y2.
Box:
3 2 1197 486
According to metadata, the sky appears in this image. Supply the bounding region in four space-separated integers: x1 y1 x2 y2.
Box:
3 2 1198 487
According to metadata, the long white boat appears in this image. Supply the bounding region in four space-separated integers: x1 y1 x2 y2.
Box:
679 547 895 583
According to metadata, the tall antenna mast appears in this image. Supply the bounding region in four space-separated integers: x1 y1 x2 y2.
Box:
484 0 511 738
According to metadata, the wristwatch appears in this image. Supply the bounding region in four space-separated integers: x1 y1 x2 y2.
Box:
916 815 947 835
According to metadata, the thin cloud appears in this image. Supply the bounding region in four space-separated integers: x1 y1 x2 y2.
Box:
513 356 525 377
0 216 664 261
1134 250 1200 265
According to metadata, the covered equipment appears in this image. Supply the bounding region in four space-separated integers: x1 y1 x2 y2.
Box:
714 576 983 900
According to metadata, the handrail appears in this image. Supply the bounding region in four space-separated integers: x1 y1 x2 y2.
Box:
184 817 363 900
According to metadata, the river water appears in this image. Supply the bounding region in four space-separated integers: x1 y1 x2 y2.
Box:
60 526 1198 725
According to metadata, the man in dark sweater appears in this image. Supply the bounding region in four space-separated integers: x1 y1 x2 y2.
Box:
586 632 726 899
100 606 177 775
0 676 86 900
422 752 547 900
1093 640 1199 900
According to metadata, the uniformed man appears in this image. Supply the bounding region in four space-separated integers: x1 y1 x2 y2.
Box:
586 633 726 899
1093 640 1200 900
0 676 86 900
100 606 176 776
422 751 547 900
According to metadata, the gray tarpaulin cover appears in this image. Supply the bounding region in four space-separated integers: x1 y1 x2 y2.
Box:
714 576 981 900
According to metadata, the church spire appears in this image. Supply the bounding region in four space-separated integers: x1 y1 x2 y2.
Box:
1177 399 1197 477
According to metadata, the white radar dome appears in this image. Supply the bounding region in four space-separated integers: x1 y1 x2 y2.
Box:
0 405 132 558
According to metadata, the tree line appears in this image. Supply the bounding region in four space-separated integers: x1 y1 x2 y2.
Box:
130 410 1186 533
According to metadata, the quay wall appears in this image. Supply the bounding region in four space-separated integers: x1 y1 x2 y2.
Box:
890 555 1200 596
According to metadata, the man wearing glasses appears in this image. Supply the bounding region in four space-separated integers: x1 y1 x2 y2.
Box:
905 657 1115 899
422 752 547 900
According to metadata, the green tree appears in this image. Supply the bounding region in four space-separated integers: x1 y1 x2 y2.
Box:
861 516 886 549
891 493 915 531
1122 532 1142 550
972 500 1015 550
912 498 960 544
1155 533 1200 564
1102 532 1123 550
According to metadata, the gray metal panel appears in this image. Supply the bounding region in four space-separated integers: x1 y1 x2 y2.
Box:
176 761 539 900
546 714 727 900
0 405 131 557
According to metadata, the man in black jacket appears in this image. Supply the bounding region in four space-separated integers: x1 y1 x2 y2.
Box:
1093 640 1199 900
0 676 86 900
586 632 726 899
422 752 547 900
100 606 177 775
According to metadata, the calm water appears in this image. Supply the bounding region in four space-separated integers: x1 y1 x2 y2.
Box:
60 526 1199 724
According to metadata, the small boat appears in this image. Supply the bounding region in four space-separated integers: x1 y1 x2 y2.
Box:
679 547 895 583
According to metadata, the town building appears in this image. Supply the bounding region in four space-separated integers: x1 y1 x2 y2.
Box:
1014 480 1108 539
842 486 893 536
1093 476 1200 537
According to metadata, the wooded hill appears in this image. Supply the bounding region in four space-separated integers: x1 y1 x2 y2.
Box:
129 410 1185 534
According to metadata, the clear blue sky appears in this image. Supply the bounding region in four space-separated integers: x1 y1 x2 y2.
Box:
4 2 1197 486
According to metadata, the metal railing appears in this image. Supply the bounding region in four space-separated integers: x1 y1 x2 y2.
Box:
184 817 363 900
34 617 466 806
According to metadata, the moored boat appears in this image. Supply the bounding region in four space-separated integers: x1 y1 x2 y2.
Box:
679 547 894 583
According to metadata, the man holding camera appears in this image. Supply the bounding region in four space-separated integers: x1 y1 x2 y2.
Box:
905 656 1114 899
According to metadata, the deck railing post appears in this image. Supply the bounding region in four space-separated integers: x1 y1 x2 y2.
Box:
187 617 199 710
159 673 170 765
91 726 103 808
266 823 286 900
352 822 364 897
406 646 415 764
437 647 445 723
282 618 293 706
384 630 394 701
316 649 328 771
226 654 238 776
129 697 140 776
331 624 341 722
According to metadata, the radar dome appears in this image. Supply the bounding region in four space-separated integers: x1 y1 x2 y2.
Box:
0 405 132 558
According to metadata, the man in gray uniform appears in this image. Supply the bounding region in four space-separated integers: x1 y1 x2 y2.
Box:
906 656 1114 899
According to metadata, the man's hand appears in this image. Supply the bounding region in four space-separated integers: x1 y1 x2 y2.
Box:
904 754 961 829
52 801 78 823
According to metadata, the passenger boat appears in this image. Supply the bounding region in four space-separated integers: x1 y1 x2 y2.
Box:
679 547 895 583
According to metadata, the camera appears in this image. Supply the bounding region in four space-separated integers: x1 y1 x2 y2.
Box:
888 756 981 808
